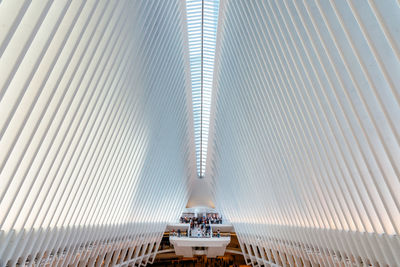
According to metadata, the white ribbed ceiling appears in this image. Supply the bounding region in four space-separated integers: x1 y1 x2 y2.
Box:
186 0 219 177
209 0 399 266
0 0 194 266
1 0 399 267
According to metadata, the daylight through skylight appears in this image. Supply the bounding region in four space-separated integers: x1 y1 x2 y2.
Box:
186 0 219 177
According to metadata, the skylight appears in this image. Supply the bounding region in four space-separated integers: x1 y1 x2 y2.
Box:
186 0 219 178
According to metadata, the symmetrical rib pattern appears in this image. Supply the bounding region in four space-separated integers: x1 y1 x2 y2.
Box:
209 0 400 266
0 0 194 266
1 0 400 266
186 0 219 177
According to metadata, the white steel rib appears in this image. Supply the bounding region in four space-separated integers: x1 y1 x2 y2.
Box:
208 1 400 266
0 1 194 266
0 0 399 266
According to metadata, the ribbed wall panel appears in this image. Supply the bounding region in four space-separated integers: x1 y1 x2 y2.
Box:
0 1 194 266
209 1 399 266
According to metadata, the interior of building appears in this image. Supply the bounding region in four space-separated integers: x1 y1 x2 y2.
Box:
0 0 399 266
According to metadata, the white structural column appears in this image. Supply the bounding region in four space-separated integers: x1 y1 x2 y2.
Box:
0 0 195 266
209 0 400 266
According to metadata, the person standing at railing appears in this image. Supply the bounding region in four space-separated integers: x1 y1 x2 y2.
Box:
217 229 220 238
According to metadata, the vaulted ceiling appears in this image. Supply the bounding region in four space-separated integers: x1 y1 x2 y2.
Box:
0 0 399 266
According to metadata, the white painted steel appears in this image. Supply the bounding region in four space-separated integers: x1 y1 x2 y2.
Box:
169 236 230 258
186 0 219 177
208 0 400 266
0 0 195 266
1 0 400 266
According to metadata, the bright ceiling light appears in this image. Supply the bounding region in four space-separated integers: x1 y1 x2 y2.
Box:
186 0 219 178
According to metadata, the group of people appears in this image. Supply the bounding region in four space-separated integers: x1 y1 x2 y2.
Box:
172 214 223 238
170 226 221 238
179 214 223 224
190 225 210 238
189 225 221 238
170 228 185 237
189 215 222 238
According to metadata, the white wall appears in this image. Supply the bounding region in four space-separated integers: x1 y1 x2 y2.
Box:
0 0 195 266
209 1 400 266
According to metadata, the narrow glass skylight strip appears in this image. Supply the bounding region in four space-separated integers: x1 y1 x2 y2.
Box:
186 0 219 177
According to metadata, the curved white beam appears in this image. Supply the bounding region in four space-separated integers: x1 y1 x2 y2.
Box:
209 1 400 266
0 0 195 266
